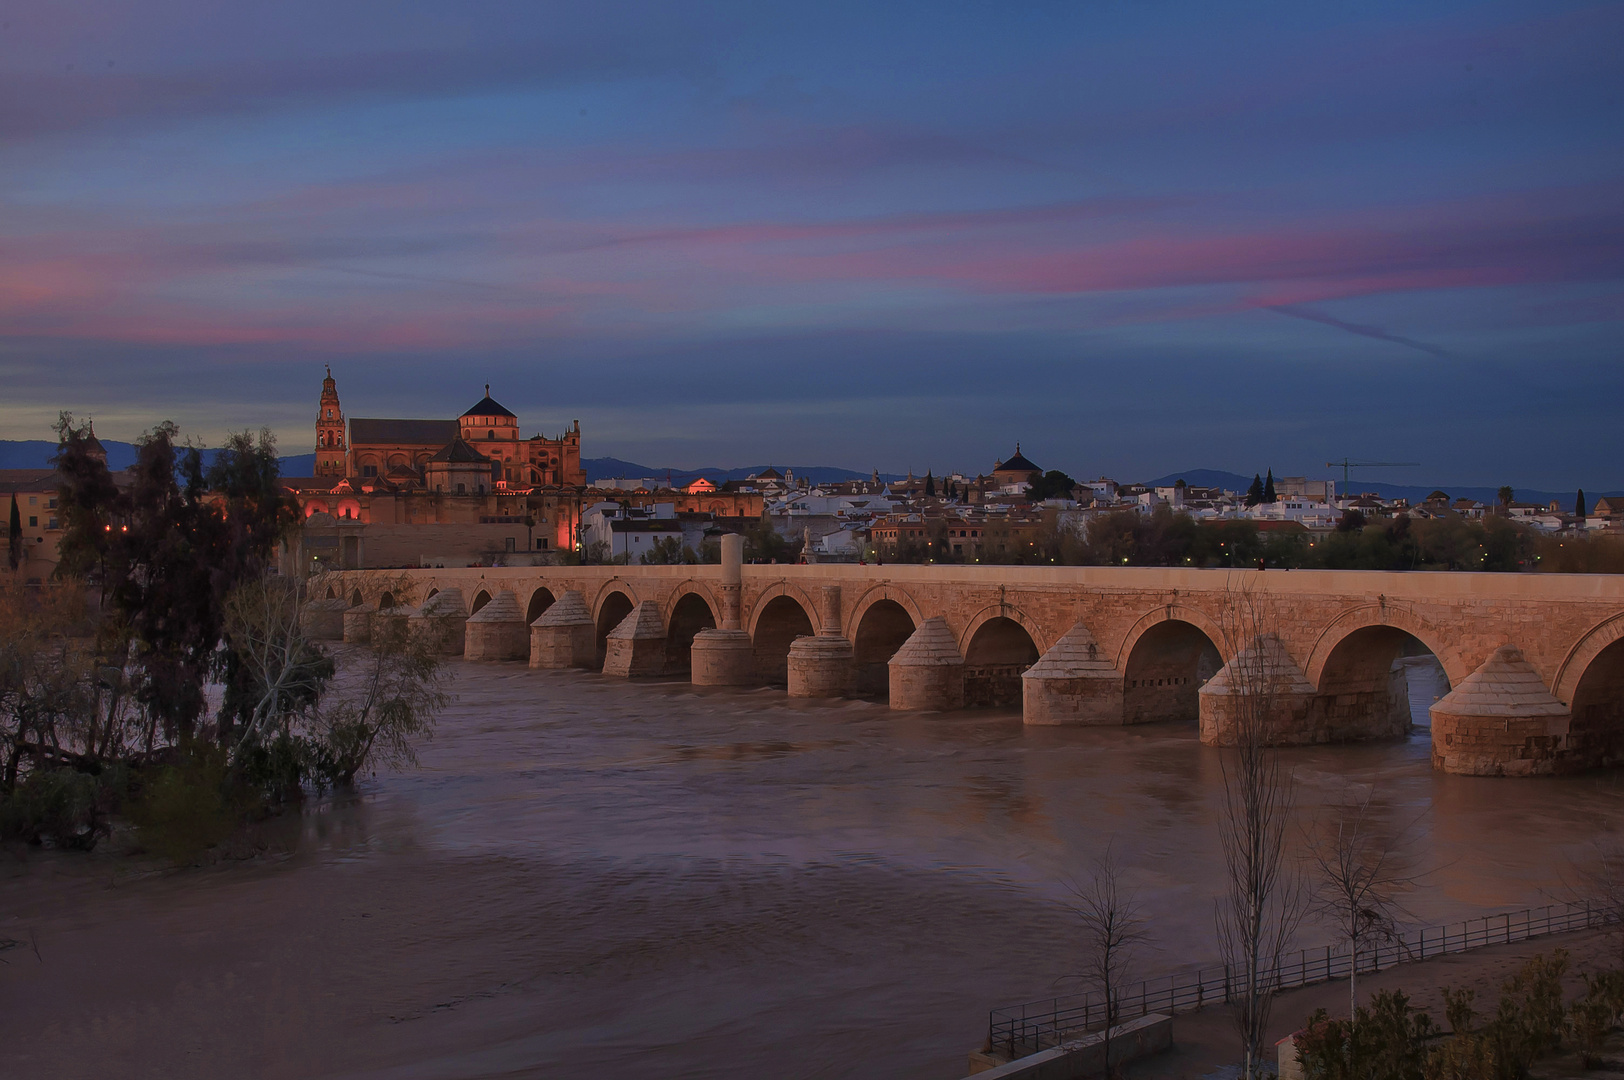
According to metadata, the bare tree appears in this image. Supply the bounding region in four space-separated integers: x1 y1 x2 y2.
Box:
1070 846 1150 1078
1215 585 1307 1079
221 575 333 755
1307 786 1417 1028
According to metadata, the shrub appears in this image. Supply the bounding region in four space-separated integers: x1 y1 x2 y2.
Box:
0 767 104 849
129 746 239 864
1296 991 1437 1080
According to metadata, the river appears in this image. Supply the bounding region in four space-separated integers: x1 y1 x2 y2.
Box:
3 655 1619 1079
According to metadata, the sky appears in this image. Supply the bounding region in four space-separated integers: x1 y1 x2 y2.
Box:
1 1 1620 488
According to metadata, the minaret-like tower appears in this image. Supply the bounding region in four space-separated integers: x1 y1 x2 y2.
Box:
315 366 347 477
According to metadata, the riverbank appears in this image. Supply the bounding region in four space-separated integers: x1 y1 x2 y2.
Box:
1127 925 1623 1079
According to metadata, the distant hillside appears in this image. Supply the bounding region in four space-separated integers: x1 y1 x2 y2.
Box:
582 457 900 486
0 439 315 476
1144 470 1621 513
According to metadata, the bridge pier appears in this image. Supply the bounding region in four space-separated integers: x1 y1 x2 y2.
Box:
529 590 595 668
692 535 756 686
465 589 528 661
342 602 375 644
788 585 854 698
889 616 965 711
1022 621 1125 725
1198 635 1315 745
410 589 468 655
603 601 667 678
301 598 348 641
1431 644 1572 776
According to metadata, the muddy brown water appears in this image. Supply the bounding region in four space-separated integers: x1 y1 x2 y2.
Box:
2 655 1620 1079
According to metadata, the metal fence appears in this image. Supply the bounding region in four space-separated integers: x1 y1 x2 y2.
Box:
988 901 1610 1060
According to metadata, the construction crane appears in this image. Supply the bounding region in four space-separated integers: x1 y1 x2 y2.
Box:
1325 459 1419 501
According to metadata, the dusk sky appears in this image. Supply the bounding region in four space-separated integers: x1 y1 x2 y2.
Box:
3 1 1620 488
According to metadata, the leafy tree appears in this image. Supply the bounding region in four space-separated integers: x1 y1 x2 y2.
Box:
1497 485 1514 509
639 536 696 564
1246 474 1265 507
1026 470 1077 503
53 417 297 745
1336 509 1367 533
1263 469 1277 504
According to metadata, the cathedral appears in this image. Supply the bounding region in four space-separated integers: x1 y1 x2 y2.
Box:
313 369 585 490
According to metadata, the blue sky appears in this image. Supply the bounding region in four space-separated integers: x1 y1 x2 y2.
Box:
1 1 1620 487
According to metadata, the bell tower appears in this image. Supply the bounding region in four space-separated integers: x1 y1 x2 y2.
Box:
315 366 347 477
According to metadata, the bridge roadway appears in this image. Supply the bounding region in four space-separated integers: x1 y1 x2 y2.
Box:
310 545 1624 777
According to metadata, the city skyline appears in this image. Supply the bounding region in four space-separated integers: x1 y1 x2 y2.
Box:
3 0 1621 488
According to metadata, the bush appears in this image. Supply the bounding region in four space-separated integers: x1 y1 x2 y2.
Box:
0 767 105 849
129 746 240 864
1297 990 1437 1080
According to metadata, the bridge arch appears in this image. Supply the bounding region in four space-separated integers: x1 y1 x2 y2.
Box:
1562 619 1624 768
961 606 1043 708
470 588 492 615
746 582 823 636
850 593 920 696
1553 612 1624 706
590 578 641 619
664 586 719 674
1303 603 1468 690
1115 604 1230 672
525 586 557 624
662 580 720 628
349 588 363 607
378 590 397 610
592 584 638 669
748 590 816 686
1118 605 1228 725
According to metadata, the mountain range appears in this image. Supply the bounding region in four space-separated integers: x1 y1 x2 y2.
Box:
2 441 1612 512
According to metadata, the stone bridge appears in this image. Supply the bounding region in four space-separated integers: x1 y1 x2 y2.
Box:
310 540 1624 777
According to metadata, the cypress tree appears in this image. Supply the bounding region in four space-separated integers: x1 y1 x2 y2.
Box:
1576 489 1587 518
7 493 20 571
1245 473 1264 507
924 471 936 497
1263 469 1277 504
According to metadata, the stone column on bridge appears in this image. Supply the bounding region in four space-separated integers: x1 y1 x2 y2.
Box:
300 598 348 641
529 590 595 669
1197 635 1316 745
603 601 668 678
464 589 528 661
1021 621 1124 725
889 616 965 711
342 601 375 644
691 534 755 685
1430 644 1572 776
788 584 855 698
410 589 469 655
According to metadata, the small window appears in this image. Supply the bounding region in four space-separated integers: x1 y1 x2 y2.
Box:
505 537 516 553
47 498 57 509
487 431 494 440
537 538 549 549
29 516 38 527
48 518 58 529
27 496 36 506
362 465 377 477
456 483 466 495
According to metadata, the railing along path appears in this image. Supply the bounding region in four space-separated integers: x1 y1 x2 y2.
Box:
988 902 1610 1060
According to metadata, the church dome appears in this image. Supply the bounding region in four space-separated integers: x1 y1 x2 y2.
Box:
462 384 517 419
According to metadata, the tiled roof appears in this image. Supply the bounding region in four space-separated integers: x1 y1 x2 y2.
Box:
350 418 459 445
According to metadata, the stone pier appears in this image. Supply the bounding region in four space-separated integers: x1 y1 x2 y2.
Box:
1021 621 1124 725
788 585 854 698
410 589 468 655
341 602 375 644
691 535 755 686
603 601 667 678
1431 644 1571 776
890 617 965 711
1198 635 1316 745
464 589 528 661
529 590 595 669
301 598 348 641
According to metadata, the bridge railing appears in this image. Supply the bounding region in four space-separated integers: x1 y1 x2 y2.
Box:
988 901 1608 1060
